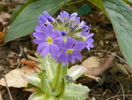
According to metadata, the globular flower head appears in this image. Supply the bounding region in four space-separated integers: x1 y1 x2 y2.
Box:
33 11 94 65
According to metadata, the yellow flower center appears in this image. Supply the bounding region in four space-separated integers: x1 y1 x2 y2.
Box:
46 37 53 44
66 49 74 54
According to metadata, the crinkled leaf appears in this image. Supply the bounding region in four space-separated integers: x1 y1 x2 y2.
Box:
5 0 70 42
59 83 90 100
23 74 41 88
28 83 89 100
103 0 132 66
28 90 56 100
68 65 86 81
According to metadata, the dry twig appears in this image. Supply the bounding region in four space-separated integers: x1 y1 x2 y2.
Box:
2 75 13 100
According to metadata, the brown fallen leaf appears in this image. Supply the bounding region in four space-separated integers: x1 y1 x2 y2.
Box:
81 56 100 81
21 59 38 68
0 66 35 88
82 55 114 77
82 56 100 69
21 59 40 72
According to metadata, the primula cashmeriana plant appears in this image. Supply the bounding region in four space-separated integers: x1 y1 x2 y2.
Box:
25 11 94 100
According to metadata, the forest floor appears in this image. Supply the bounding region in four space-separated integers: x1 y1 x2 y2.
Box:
0 1 132 100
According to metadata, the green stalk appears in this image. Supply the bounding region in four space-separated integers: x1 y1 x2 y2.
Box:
52 63 67 96
46 56 54 80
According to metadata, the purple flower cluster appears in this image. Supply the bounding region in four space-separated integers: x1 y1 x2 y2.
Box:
33 11 94 65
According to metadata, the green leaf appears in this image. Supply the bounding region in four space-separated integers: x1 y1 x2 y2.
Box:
9 0 37 24
28 89 57 100
87 0 105 12
40 73 53 95
68 65 85 81
28 90 46 100
24 74 41 88
28 83 89 100
59 83 90 100
103 0 132 66
5 0 70 42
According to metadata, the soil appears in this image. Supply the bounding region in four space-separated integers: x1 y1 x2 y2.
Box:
0 1 132 100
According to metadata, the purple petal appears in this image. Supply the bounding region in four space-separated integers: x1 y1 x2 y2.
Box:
52 30 61 38
74 41 86 50
66 37 76 48
38 15 47 24
35 24 46 32
41 45 50 56
58 11 69 18
59 37 75 50
43 11 49 17
43 11 55 22
86 46 90 51
81 21 90 30
37 42 48 52
75 17 81 23
70 13 77 19
33 32 47 39
44 24 53 36
87 33 94 38
54 37 64 45
82 31 90 37
87 38 94 43
58 52 68 65
59 42 67 50
50 44 60 59
33 39 43 44
72 51 82 61
86 38 94 50
68 55 75 64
